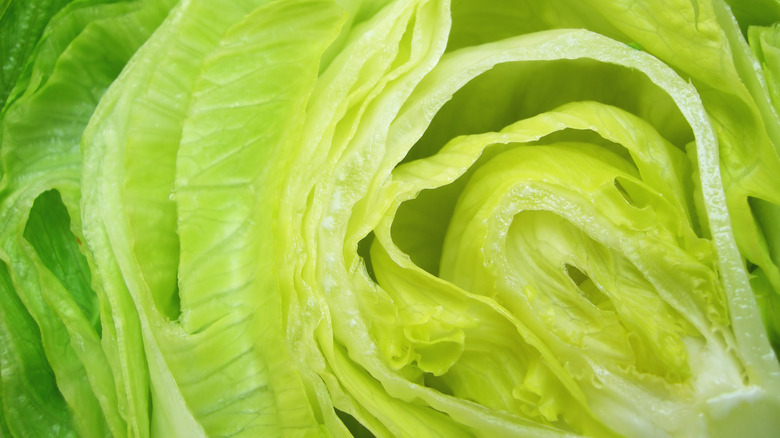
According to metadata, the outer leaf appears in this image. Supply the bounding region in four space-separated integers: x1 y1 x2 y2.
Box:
81 0 347 435
0 259 77 438
0 0 72 108
0 1 177 436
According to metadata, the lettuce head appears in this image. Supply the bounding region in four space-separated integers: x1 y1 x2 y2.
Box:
1 0 780 437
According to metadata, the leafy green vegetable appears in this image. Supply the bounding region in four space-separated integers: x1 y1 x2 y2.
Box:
1 0 779 437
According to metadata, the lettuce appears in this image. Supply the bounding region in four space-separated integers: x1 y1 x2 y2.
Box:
1 0 779 437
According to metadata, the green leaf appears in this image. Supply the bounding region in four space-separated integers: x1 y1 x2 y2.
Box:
0 0 73 108
0 259 77 438
23 190 99 334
